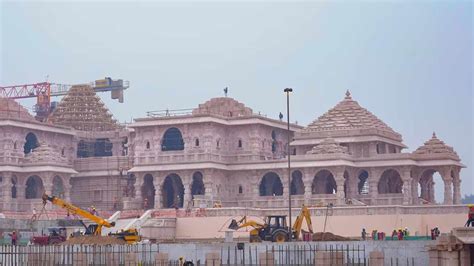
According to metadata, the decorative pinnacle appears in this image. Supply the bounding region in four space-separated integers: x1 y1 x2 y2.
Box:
432 132 437 139
345 90 352 99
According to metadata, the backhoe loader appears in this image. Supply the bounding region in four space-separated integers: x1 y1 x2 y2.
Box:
228 205 313 242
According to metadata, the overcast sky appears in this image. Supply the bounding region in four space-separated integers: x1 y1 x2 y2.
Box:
1 1 472 200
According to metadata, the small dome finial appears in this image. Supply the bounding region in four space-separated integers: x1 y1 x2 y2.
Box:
345 90 352 99
432 132 437 138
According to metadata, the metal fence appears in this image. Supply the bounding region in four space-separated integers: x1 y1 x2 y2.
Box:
0 243 418 266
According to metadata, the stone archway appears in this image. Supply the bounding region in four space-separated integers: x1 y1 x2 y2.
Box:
191 172 205 197
11 176 17 199
259 172 283 196
378 169 403 194
24 132 39 154
25 176 44 199
162 174 185 208
161 128 184 151
141 174 155 209
291 170 304 195
358 170 369 195
418 169 444 203
312 170 337 194
52 176 65 198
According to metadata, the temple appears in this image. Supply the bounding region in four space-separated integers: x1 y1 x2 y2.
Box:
0 88 465 213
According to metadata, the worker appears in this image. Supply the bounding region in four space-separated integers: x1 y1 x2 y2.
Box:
361 228 366 240
143 198 149 210
397 229 403 240
8 231 17 245
391 229 397 240
403 227 409 237
465 204 474 227
90 206 98 216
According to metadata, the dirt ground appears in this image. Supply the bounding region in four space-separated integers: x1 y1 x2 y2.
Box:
312 232 351 241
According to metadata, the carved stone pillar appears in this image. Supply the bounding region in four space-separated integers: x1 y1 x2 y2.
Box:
411 178 419 205
153 174 162 209
303 169 312 204
333 167 346 205
453 179 461 205
182 173 192 209
401 167 412 205
17 184 26 200
368 168 381 205
43 175 53 196
440 167 453 205
134 174 143 201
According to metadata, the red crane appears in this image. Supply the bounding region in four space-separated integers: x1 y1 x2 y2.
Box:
0 78 129 121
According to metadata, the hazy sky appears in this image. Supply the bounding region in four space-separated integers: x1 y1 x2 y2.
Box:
1 1 472 200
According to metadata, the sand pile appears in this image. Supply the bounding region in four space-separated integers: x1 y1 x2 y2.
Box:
62 235 126 245
312 232 349 241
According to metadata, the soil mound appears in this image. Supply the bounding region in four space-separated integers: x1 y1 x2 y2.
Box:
62 235 126 245
312 232 349 241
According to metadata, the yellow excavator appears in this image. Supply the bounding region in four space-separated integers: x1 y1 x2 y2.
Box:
228 205 313 242
41 194 141 244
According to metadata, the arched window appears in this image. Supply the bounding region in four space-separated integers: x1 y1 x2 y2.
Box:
238 139 242 148
61 148 65 156
162 174 185 208
259 172 283 196
378 169 403 194
195 138 200 147
24 133 39 154
52 176 65 198
13 141 17 149
25 176 44 199
146 141 151 150
11 177 17 199
142 174 155 209
271 131 277 153
162 128 184 151
238 185 243 194
312 170 337 194
216 140 220 148
358 170 369 195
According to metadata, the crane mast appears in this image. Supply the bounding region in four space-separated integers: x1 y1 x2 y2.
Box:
42 193 115 235
0 77 129 121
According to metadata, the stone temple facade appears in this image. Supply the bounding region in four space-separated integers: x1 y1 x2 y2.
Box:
0 89 465 214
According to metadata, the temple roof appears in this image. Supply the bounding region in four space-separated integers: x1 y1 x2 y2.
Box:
413 132 460 161
301 91 402 141
0 97 36 122
192 97 253 118
48 85 119 131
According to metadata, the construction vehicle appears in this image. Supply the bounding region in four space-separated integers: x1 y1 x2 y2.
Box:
31 227 67 245
228 205 313 243
0 77 129 121
41 194 141 244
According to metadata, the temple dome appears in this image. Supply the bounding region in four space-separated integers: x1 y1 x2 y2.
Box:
0 97 36 122
48 85 119 131
413 132 460 161
192 97 253 118
302 91 401 141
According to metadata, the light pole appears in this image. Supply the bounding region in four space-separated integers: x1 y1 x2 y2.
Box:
284 87 293 241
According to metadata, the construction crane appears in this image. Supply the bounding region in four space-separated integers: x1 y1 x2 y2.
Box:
0 77 129 121
228 205 314 242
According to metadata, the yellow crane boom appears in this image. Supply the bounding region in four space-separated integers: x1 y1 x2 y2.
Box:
292 205 313 239
42 193 115 235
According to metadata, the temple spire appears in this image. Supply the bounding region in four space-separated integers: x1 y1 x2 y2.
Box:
345 90 352 100
432 132 437 139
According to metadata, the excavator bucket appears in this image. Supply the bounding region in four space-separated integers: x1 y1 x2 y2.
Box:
228 219 239 230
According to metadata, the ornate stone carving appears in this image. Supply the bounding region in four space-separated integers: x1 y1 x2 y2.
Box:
23 143 68 165
306 138 349 155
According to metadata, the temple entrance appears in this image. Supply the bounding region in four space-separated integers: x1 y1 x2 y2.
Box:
24 133 39 154
25 176 44 199
259 172 283 196
312 170 336 194
141 174 155 209
358 170 369 195
162 174 184 208
378 169 403 194
52 176 65 198
290 170 304 195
